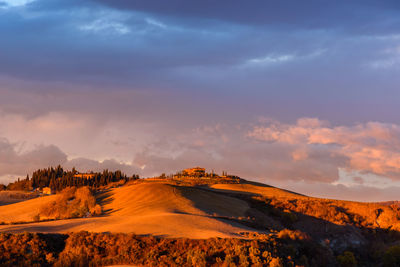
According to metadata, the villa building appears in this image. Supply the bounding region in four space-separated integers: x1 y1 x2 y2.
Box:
182 167 206 177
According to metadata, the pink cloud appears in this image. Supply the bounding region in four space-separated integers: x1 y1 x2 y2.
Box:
0 112 399 201
248 118 400 180
276 180 400 202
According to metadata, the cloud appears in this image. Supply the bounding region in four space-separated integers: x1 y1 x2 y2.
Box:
246 54 295 65
90 0 400 35
0 115 399 201
79 19 130 35
368 43 400 69
145 18 167 29
130 121 345 183
2 0 400 119
1 0 36 7
65 158 140 176
248 118 400 180
131 117 400 189
0 138 67 178
278 180 400 202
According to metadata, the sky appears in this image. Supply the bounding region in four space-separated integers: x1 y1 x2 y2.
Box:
1 0 400 201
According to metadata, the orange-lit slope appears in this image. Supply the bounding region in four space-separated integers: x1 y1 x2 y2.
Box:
0 183 255 238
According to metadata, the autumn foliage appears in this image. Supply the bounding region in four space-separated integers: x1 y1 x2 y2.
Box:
0 231 316 267
37 186 101 220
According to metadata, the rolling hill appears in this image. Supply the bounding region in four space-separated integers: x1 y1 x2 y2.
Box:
0 181 256 238
0 177 399 266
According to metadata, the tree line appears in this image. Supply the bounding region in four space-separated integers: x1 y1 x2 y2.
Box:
4 166 139 192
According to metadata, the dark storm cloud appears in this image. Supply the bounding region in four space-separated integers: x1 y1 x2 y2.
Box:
2 0 398 89
90 0 400 34
0 9 145 83
0 3 247 87
1 0 400 127
1 0 399 102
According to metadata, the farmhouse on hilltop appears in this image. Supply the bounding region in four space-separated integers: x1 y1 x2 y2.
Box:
182 167 206 177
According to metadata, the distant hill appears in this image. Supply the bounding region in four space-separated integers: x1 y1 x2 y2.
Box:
379 200 400 207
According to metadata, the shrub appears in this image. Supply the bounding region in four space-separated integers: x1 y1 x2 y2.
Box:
39 186 99 220
277 229 310 241
282 211 298 225
187 249 206 266
32 214 40 222
92 204 102 215
337 251 357 267
383 245 400 267
269 257 283 267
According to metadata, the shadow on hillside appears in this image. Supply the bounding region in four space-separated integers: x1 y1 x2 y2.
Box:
0 191 40 206
95 189 117 216
197 185 400 255
0 218 94 233
199 180 306 197
243 180 307 197
199 185 259 196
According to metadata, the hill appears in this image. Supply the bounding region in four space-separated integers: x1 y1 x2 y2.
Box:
0 176 399 266
0 181 255 238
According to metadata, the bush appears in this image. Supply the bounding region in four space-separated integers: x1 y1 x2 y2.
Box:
187 249 206 266
282 211 298 225
277 229 310 241
269 257 283 267
383 245 400 267
337 251 357 267
32 214 40 222
39 186 99 220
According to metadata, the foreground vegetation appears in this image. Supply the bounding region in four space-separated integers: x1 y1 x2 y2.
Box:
0 231 399 266
0 231 323 267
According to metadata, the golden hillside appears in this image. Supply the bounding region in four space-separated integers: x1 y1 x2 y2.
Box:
0 177 399 266
0 178 398 240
